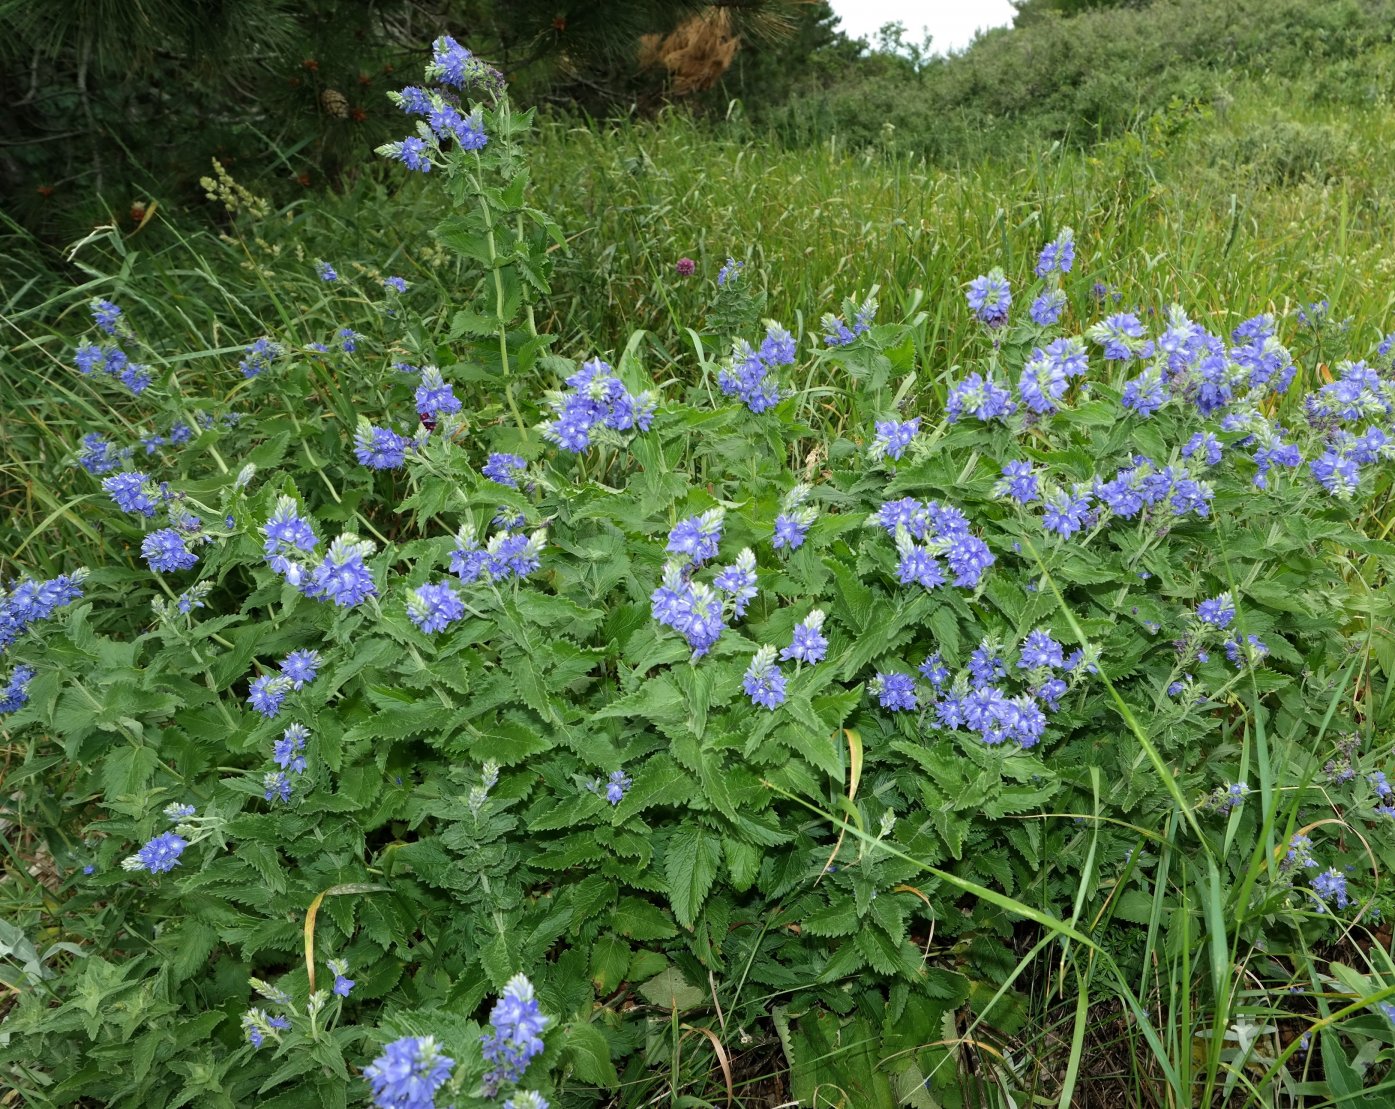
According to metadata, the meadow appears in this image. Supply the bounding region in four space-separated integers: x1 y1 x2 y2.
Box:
5 33 1395 1109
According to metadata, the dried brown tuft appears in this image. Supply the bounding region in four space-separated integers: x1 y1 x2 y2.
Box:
639 7 740 96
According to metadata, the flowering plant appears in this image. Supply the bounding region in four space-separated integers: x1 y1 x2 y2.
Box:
8 33 1395 1109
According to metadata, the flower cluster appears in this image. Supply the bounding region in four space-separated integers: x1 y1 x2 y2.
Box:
76 433 129 474
481 974 549 1095
541 358 655 452
101 471 161 517
450 521 546 585
121 804 197 873
239 337 282 378
75 330 151 395
712 547 757 616
719 323 795 413
773 485 817 550
821 295 876 346
0 665 36 715
246 651 321 720
408 581 466 633
1035 228 1075 276
378 38 495 174
782 610 828 665
354 418 420 470
2 571 87 654
873 497 994 591
966 269 1011 328
483 452 527 487
743 645 786 709
869 416 919 462
364 1036 456 1109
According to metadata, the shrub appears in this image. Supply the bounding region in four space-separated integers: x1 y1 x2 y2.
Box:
8 33 1395 1109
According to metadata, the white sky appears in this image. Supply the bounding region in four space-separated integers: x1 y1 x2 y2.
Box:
828 0 1018 55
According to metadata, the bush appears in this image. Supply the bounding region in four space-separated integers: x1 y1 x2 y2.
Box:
9 35 1395 1109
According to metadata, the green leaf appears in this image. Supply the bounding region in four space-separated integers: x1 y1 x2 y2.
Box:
663 824 720 929
563 1021 618 1087
590 933 631 993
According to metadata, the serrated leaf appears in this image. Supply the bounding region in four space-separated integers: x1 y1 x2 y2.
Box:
663 824 720 929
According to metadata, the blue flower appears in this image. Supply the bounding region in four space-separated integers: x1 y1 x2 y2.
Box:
821 296 875 346
773 514 810 550
947 372 1015 423
263 497 319 580
248 674 292 718
969 641 1007 686
667 509 725 566
1311 867 1349 910
426 33 502 91
1182 432 1223 466
541 358 655 451
280 650 321 688
302 536 378 607
316 261 337 282
1018 629 1064 670
263 771 292 803
1029 289 1066 327
1019 337 1088 414
966 269 1011 327
782 610 828 664
483 452 527 487
327 958 354 997
76 433 125 475
650 567 725 658
384 276 408 294
871 417 919 462
717 257 743 286
1196 593 1235 629
1088 312 1148 360
239 337 282 378
896 540 945 590
408 366 458 419
916 654 947 689
599 769 632 806
772 484 817 550
0 665 36 714
713 549 758 617
872 672 917 712
481 975 548 1094
718 325 795 413
995 460 1040 504
354 420 413 470
1310 449 1360 497
274 723 309 774
164 802 196 821
1035 228 1075 276
338 328 359 353
365 1036 456 1109
127 831 187 874
141 528 198 573
742 646 786 710
1 573 86 653
101 471 158 516
91 298 123 334
1042 487 1092 538
408 581 465 633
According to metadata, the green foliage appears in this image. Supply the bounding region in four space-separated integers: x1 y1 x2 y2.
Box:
10 29 1395 1109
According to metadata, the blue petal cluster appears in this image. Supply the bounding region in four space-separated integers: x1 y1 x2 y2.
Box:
365 1036 456 1109
481 974 548 1094
719 324 796 413
541 358 654 452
